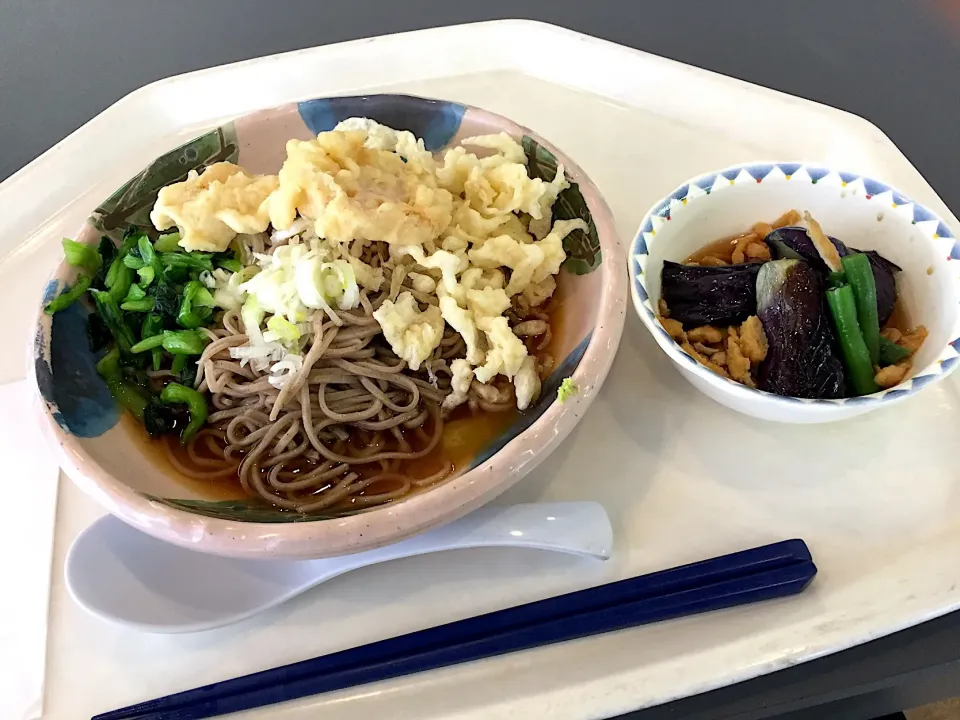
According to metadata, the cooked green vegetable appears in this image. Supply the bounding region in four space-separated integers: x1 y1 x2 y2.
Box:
152 275 181 321
90 289 136 354
826 285 879 396
826 270 847 289
177 280 216 329
178 358 198 386
160 382 208 443
217 258 243 273
105 257 133 303
131 329 208 355
120 298 156 313
878 336 911 366
124 284 146 302
841 253 880 366
53 226 228 441
121 229 147 251
86 314 111 352
62 239 101 274
160 252 214 273
142 314 164 371
137 265 156 287
153 232 182 253
44 275 92 314
137 235 156 264
93 237 117 289
171 353 188 375
129 334 164 353
162 329 209 355
95 349 148 421
143 402 189 438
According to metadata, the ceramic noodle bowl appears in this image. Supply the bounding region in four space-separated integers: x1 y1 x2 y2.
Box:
31 94 627 559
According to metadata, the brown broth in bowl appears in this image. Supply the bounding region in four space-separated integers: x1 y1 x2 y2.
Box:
135 294 575 513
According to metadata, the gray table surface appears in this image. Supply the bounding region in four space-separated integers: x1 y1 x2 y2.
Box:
3 1 960 718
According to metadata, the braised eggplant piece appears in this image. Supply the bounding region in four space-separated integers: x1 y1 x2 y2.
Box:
861 251 900 326
660 260 762 327
756 259 846 399
764 227 900 324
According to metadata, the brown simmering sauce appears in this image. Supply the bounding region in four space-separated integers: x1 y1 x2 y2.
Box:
684 235 746 265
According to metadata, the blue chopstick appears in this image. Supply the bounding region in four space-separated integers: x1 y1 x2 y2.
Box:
95 539 815 720
101 538 810 718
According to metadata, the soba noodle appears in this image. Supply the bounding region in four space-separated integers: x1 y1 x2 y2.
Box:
164 237 550 514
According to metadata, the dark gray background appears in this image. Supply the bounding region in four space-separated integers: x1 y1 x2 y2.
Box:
3 0 960 209
4 0 959 717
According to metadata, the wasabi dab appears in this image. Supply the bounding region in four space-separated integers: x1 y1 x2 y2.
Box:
557 377 579 403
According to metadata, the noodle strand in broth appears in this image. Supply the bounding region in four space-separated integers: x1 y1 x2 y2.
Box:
165 234 550 515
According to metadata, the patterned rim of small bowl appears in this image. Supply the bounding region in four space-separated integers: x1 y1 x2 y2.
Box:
630 161 960 408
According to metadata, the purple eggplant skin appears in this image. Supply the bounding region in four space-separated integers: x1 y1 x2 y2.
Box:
756 259 847 399
861 251 900 326
660 260 762 327
764 227 901 325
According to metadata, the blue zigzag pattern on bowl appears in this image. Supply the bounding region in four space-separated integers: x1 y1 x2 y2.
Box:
748 163 774 181
694 173 718 192
630 162 960 409
298 95 466 151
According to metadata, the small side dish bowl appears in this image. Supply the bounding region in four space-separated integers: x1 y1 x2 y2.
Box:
31 94 627 559
630 162 960 423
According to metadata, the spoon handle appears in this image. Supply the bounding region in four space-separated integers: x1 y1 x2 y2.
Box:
299 502 612 583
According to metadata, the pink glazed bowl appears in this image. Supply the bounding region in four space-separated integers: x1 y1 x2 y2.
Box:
30 94 627 559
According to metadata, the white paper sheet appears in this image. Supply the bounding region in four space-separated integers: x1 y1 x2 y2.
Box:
0 380 59 720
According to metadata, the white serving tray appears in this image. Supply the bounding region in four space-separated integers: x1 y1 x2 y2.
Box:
6 20 960 720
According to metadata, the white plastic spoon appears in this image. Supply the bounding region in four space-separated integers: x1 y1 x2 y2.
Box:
65 501 612 634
